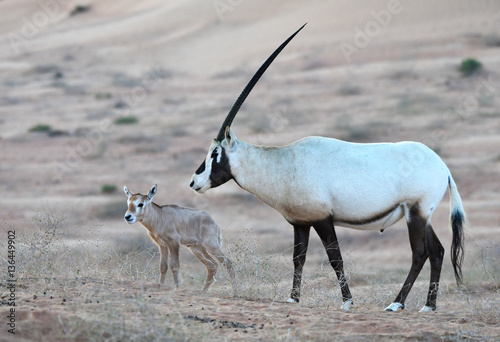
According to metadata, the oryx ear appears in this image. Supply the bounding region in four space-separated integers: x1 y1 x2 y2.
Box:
224 126 236 149
124 186 132 198
148 184 157 200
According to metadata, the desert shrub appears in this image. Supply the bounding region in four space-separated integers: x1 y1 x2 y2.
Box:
9 210 155 282
101 184 118 194
219 230 292 302
115 116 138 125
337 85 361 96
458 58 482 76
29 124 52 133
483 34 500 47
33 65 60 74
70 4 91 16
95 92 112 100
114 99 128 109
13 212 100 279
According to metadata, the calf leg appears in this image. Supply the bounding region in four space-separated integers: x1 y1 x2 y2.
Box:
386 207 428 311
207 245 237 294
168 243 181 288
189 246 218 293
421 224 444 311
313 217 353 310
159 245 169 285
288 224 311 303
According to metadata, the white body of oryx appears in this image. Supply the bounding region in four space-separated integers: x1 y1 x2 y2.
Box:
190 25 465 312
195 133 456 229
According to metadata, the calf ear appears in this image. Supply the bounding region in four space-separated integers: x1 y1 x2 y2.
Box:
124 186 132 198
148 184 157 200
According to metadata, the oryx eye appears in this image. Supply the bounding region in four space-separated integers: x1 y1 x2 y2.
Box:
138 203 144 208
211 149 218 159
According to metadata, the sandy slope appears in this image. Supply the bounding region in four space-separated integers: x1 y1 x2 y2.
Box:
0 0 499 340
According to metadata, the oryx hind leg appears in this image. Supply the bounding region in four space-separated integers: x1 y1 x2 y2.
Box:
386 205 429 312
420 224 444 312
313 217 353 310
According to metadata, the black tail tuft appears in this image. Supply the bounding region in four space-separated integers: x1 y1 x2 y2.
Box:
451 209 465 285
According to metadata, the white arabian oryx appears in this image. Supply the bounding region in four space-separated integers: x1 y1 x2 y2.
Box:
124 184 236 293
189 24 465 312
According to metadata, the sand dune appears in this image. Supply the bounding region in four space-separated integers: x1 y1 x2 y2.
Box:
0 1 499 340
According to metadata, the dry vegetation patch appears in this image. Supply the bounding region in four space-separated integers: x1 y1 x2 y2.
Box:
1 216 499 341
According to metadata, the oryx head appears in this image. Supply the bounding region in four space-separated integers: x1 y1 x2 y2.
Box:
123 184 157 223
190 24 306 193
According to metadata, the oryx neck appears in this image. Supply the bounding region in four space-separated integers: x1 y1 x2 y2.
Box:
229 141 287 207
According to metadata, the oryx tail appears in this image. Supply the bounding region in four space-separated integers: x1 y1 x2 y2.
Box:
449 174 465 285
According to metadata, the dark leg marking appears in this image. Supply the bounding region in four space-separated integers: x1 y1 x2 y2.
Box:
424 224 444 309
290 224 311 302
312 216 352 303
393 206 430 309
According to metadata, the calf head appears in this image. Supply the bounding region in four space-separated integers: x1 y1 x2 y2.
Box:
123 184 157 223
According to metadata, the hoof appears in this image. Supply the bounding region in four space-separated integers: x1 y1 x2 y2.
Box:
341 299 353 311
419 305 436 312
286 298 298 303
385 302 404 312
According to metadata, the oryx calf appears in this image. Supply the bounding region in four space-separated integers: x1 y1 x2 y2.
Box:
123 184 235 293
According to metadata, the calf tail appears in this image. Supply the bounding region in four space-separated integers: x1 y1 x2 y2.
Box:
448 174 466 285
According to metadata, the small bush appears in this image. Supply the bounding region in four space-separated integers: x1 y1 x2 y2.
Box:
458 58 482 77
33 65 60 74
95 92 112 100
101 184 118 194
337 85 361 96
29 124 52 133
115 116 138 125
483 34 500 47
70 4 91 16
114 100 128 109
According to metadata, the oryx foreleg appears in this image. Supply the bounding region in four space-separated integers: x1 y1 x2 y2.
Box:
288 224 310 303
313 217 353 310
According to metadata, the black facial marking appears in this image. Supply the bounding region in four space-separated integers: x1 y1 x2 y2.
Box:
209 147 233 188
194 160 206 175
211 149 218 159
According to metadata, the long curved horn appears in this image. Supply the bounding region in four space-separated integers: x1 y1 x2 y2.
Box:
215 23 306 142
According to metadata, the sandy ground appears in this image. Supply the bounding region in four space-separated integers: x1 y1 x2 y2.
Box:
3 278 499 341
0 0 499 341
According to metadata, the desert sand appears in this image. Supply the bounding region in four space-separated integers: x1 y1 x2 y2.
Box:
0 0 499 341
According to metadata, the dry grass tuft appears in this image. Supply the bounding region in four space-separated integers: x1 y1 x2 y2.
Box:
1 211 499 341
